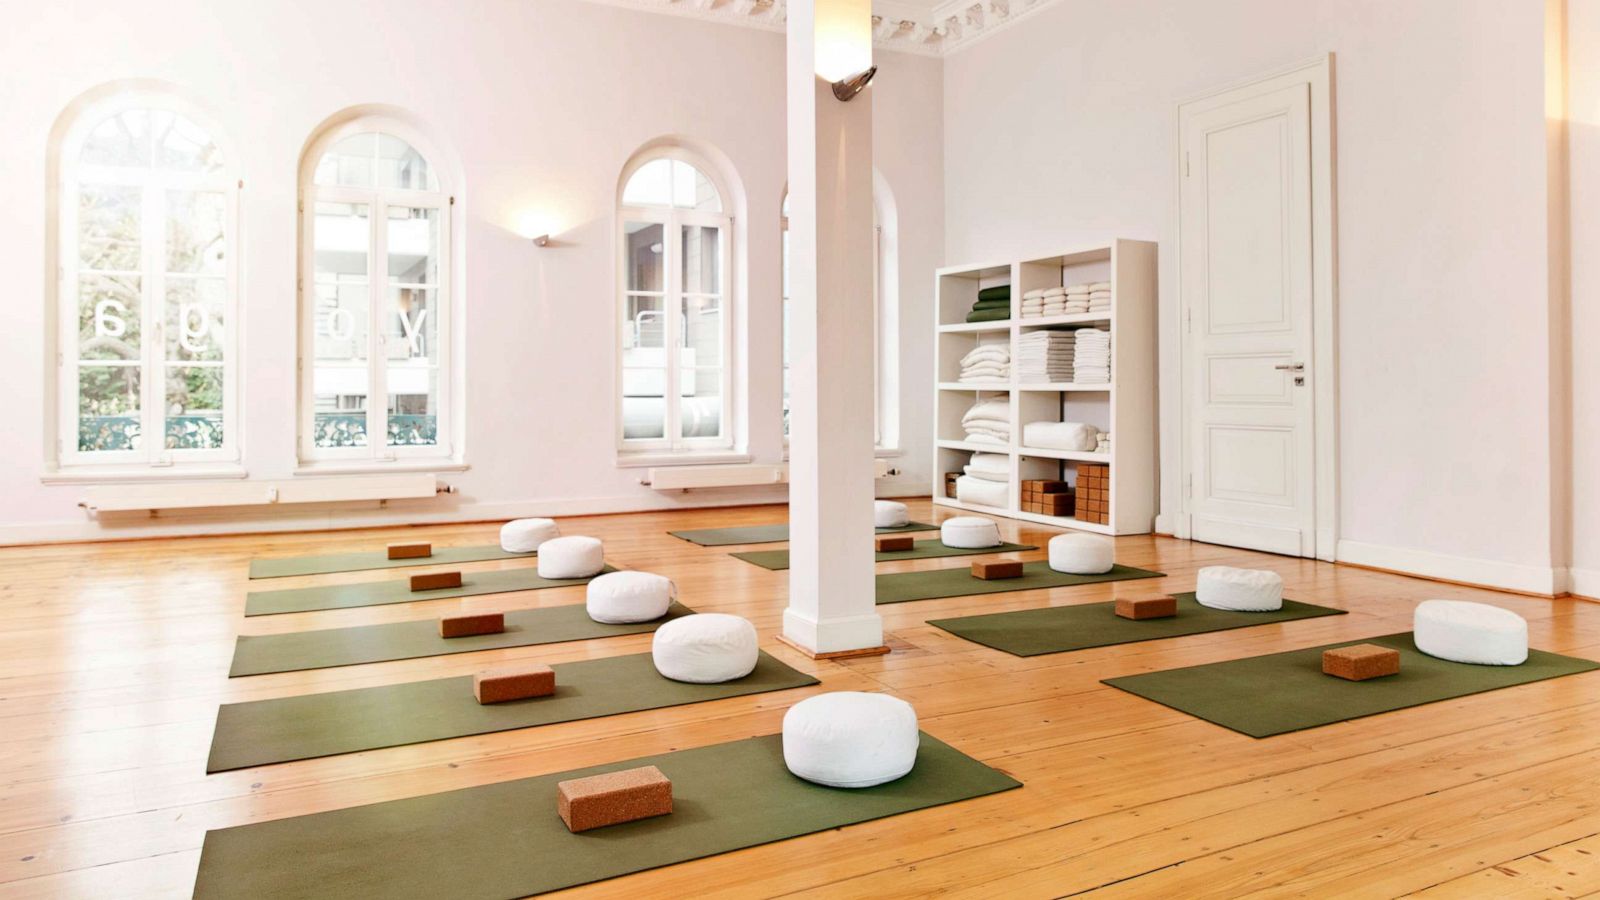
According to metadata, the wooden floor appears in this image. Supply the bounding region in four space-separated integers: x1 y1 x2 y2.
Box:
2 500 1598 899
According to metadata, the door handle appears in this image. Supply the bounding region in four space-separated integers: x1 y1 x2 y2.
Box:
1274 362 1305 372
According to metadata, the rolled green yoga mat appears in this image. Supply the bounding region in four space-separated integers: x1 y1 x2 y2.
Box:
929 592 1346 657
875 561 1163 605
249 544 534 579
193 731 1021 899
230 602 694 677
669 521 939 547
733 540 1036 572
208 651 818 772
1103 632 1600 738
245 566 615 617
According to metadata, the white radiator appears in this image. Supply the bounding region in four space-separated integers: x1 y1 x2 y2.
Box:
79 474 443 513
644 460 894 491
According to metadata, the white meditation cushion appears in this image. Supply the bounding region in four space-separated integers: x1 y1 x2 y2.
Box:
1048 533 1114 574
782 692 919 789
1414 599 1528 666
536 535 605 579
874 500 910 528
941 516 1001 549
1195 566 1283 611
586 571 675 624
651 613 759 683
499 517 560 553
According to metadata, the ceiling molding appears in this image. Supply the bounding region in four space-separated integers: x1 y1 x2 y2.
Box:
576 0 1064 56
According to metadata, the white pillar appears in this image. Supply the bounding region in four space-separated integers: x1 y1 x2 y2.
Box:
783 0 883 654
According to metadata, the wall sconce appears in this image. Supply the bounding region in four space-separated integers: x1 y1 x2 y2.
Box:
831 66 877 102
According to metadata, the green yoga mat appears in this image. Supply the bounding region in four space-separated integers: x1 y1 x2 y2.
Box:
929 592 1346 657
669 521 940 547
875 561 1163 605
734 540 1036 571
230 602 694 677
1103 632 1600 738
249 545 535 579
209 651 818 772
245 566 615 617
193 731 1021 899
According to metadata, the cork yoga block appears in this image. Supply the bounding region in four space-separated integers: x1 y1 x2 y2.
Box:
387 542 432 560
410 570 463 592
438 612 505 638
1116 596 1177 620
875 535 916 552
971 560 1023 580
473 664 555 703
1323 644 1402 681
557 765 673 833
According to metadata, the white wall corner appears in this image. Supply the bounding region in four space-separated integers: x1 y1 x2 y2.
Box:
1337 539 1568 597
1568 567 1600 600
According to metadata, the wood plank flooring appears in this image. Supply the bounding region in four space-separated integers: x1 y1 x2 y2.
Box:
0 500 1596 898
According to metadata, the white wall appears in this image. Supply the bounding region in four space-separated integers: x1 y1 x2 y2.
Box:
0 0 942 541
943 0 1570 592
1571 0 1600 598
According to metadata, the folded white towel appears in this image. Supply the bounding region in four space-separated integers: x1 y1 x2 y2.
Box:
955 474 1009 508
1022 288 1046 300
962 398 1009 421
1043 287 1067 298
1023 421 1099 452
967 451 1010 474
1088 282 1110 291
961 345 1011 366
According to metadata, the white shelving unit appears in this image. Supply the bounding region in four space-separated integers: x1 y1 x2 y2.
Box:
932 239 1157 535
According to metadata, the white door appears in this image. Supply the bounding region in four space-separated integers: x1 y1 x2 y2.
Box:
1181 83 1316 556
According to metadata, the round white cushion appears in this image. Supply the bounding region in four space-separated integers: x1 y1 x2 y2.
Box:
500 518 560 553
874 500 910 528
1414 599 1528 666
586 571 675 624
536 535 604 579
652 613 759 683
782 692 919 789
941 516 1001 549
1048 533 1114 574
1195 566 1283 611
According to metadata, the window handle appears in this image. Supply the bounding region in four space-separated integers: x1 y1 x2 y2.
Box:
1274 362 1305 372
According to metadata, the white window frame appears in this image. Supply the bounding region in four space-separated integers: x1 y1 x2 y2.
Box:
297 116 455 466
54 92 242 472
616 148 735 454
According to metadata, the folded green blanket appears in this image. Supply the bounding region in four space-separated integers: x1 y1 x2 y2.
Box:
966 307 1012 323
971 299 1010 311
978 286 1011 302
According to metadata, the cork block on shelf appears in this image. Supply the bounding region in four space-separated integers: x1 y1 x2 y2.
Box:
971 560 1024 580
410 570 464 592
1022 479 1070 494
1323 644 1402 681
439 612 505 638
387 542 432 559
1116 596 1177 620
473 664 556 703
557 765 673 833
875 535 916 552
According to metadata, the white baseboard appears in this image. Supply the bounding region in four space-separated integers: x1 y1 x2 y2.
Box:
1336 539 1565 596
1570 567 1600 599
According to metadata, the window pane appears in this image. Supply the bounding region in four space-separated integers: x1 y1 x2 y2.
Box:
315 201 370 276
157 112 223 173
386 286 437 360
624 221 664 292
78 365 141 451
166 190 226 275
387 206 438 284
314 133 376 187
375 134 438 191
164 365 224 449
622 390 666 441
312 369 369 448
672 160 722 212
680 224 721 294
681 367 721 438
78 274 141 361
623 295 664 352
80 110 151 168
681 295 722 368
622 158 673 207
386 366 438 446
78 184 141 271
165 278 224 361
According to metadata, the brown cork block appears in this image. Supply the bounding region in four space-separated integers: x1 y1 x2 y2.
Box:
439 612 505 638
1323 644 1401 681
557 765 673 833
1040 494 1074 514
387 542 432 559
875 534 916 552
410 570 464 592
971 559 1024 579
473 664 556 703
1022 479 1070 494
1116 595 1178 620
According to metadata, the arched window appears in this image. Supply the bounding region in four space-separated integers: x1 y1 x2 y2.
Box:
299 117 454 463
55 94 239 467
618 149 733 451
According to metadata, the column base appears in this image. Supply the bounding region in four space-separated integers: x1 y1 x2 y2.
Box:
781 607 884 656
775 632 891 660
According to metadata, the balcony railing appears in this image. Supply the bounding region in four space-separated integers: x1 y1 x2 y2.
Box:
78 415 224 452
312 413 438 448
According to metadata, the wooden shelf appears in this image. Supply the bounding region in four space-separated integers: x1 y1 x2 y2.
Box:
937 321 1013 333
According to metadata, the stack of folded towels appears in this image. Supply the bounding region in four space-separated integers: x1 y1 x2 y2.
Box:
1015 330 1075 383
1086 281 1111 314
1095 432 1111 454
1022 420 1100 452
1073 327 1112 383
961 397 1011 446
966 285 1011 323
958 344 1010 384
958 451 1010 508
1020 281 1113 318
963 451 1009 482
